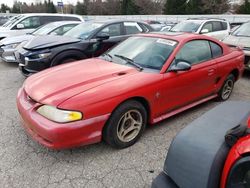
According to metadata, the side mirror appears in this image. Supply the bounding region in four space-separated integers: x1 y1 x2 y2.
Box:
96 33 110 41
16 23 25 29
201 28 209 34
169 61 191 72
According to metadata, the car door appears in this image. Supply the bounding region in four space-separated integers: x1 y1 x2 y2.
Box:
160 40 218 112
210 21 227 40
90 22 124 57
12 16 42 35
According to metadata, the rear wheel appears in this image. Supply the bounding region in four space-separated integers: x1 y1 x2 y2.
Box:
103 100 147 149
218 74 235 101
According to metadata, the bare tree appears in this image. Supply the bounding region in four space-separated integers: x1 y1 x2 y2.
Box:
135 0 163 14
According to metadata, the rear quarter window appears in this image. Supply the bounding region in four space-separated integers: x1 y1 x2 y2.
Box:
222 22 228 30
124 22 143 35
210 41 223 58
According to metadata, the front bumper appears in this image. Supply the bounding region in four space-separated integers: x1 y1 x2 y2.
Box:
16 87 110 149
18 52 51 76
0 47 18 63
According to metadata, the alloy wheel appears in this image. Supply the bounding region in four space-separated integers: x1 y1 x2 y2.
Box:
117 110 143 143
222 79 234 100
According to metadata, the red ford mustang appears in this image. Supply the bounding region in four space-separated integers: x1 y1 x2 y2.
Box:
17 32 245 149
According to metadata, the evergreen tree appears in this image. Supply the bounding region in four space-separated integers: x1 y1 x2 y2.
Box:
75 2 87 15
0 4 11 13
237 0 250 14
47 0 57 13
121 0 139 15
11 2 21 13
185 0 202 14
164 0 187 14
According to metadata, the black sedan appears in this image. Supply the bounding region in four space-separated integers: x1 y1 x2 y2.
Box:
17 20 153 76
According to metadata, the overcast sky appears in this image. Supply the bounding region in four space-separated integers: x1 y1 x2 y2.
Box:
0 0 79 7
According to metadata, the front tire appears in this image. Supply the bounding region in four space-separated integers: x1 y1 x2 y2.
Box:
103 100 147 149
218 74 235 101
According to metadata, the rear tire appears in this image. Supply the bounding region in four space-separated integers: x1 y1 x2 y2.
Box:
103 100 147 149
217 74 235 101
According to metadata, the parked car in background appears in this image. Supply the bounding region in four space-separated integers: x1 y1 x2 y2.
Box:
230 21 244 30
145 20 166 31
0 13 84 40
170 18 230 40
160 23 177 32
18 20 153 76
0 15 15 26
0 21 80 63
223 22 250 70
17 33 244 149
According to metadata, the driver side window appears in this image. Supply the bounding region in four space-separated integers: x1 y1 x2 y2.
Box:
174 40 212 66
202 22 213 33
17 16 41 29
98 23 121 37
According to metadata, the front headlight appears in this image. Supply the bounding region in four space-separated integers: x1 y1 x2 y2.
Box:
38 52 51 59
28 52 51 60
2 43 20 49
37 105 83 123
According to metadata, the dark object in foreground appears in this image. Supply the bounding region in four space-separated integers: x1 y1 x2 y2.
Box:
152 101 250 188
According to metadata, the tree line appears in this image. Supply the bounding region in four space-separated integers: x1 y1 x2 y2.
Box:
1 0 250 15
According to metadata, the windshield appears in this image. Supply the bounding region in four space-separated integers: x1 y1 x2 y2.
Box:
32 22 62 35
171 21 201 33
108 36 177 70
2 15 23 28
232 22 250 37
63 22 103 39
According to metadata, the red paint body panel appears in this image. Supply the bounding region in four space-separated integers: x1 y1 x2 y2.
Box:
17 33 245 149
17 88 110 149
220 117 250 188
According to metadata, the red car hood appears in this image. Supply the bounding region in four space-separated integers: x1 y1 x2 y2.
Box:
24 58 138 106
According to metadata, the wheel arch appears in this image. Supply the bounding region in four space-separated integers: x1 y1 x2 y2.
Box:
51 49 87 66
230 69 240 81
113 96 151 123
102 96 152 135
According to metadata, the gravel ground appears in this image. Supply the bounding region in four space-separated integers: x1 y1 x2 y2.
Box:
0 61 249 188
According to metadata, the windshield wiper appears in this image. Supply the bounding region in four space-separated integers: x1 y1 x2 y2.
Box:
102 53 113 62
114 54 143 71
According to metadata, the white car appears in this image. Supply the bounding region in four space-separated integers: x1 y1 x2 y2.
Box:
0 21 80 63
0 13 84 40
170 18 230 41
223 22 250 70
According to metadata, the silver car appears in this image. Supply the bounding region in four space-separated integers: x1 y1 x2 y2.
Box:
0 21 80 63
223 22 250 70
